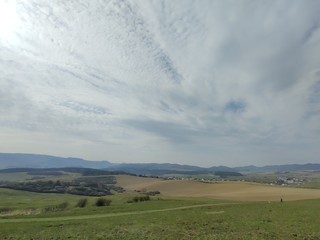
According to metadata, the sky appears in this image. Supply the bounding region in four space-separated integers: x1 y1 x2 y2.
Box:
0 0 320 167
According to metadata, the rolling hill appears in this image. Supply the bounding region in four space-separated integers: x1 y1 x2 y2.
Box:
0 153 319 175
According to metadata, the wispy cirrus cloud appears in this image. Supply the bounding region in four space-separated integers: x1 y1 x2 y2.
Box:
0 0 320 166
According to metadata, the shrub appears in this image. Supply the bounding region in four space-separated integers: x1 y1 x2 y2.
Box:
95 198 112 207
129 195 150 203
140 195 150 201
43 201 69 212
133 196 140 202
58 201 69 210
76 198 88 208
146 191 160 196
0 207 14 214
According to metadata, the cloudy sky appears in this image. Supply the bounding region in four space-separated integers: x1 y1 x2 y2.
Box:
0 0 320 167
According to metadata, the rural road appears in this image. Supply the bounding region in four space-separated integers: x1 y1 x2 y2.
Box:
0 203 236 223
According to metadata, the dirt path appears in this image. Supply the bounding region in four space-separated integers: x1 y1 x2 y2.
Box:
0 203 234 223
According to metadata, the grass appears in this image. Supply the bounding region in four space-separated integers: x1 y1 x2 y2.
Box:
298 175 320 189
0 188 82 210
301 181 320 189
0 172 31 182
0 188 319 239
0 171 81 182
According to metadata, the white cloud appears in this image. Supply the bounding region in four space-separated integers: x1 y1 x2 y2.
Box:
0 0 320 166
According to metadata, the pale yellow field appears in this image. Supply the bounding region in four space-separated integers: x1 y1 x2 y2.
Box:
116 175 320 201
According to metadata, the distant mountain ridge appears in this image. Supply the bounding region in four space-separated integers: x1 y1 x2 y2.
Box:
0 153 319 174
233 163 320 173
0 153 112 169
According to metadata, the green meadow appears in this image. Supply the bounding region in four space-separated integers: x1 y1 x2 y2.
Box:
0 188 319 240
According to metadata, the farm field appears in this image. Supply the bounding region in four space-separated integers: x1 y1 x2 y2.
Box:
1 175 320 239
116 175 320 201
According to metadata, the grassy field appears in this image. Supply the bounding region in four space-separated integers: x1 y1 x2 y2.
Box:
0 171 81 182
0 187 320 239
1 174 320 239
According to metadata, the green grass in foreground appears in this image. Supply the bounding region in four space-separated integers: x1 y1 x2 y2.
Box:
0 188 319 239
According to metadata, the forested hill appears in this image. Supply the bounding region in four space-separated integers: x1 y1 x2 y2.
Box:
0 153 112 169
0 153 319 174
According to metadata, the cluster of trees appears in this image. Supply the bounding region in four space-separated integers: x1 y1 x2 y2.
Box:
145 191 160 196
95 198 112 206
0 176 124 196
27 171 64 176
75 198 112 208
127 195 151 203
214 171 243 178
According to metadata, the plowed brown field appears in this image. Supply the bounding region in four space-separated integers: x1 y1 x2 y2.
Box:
116 175 320 201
